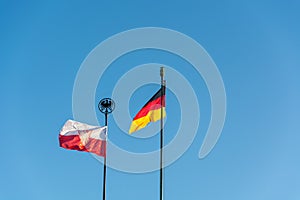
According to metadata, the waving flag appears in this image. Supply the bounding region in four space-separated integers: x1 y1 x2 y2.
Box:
129 86 166 133
59 120 107 157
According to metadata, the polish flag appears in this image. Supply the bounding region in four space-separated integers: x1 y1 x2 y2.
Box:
59 120 107 157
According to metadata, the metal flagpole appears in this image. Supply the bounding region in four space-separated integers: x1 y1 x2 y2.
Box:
98 98 115 200
103 111 107 200
160 67 165 200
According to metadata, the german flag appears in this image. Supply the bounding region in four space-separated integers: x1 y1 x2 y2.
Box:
129 86 166 134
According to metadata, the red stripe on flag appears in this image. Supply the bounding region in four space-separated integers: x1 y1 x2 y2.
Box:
59 134 87 151
59 135 106 157
85 138 106 157
133 95 165 120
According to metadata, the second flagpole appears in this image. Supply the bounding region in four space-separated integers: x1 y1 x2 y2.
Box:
160 67 165 200
103 111 107 200
98 98 115 200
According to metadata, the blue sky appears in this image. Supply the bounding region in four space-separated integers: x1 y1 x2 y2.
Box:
1 1 300 200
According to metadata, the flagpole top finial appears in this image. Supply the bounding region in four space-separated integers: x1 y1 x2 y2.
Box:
98 98 115 114
160 67 164 78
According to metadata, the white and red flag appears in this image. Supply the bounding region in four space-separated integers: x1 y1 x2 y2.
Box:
59 120 107 157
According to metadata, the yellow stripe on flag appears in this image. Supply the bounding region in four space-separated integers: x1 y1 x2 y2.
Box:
129 108 166 134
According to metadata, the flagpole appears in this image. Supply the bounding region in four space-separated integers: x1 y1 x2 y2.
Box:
160 67 165 200
98 98 115 200
102 111 107 200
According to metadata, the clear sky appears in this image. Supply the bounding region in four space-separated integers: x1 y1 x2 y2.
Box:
1 1 300 200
